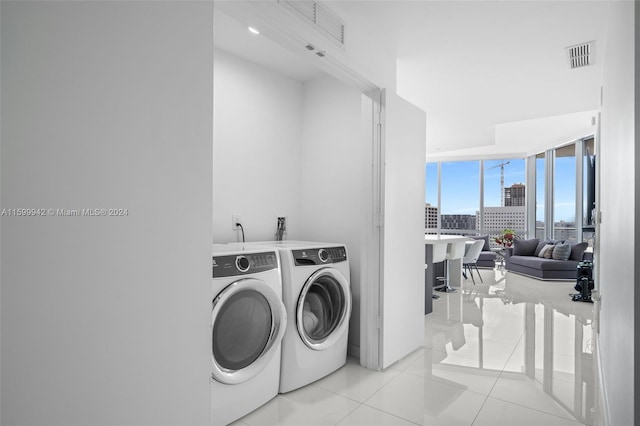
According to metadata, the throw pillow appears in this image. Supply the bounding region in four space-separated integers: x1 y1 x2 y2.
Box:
543 245 555 259
570 242 588 261
552 243 571 261
534 239 560 256
534 240 551 257
537 244 555 258
512 238 539 256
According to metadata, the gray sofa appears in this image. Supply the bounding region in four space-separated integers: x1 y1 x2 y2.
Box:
504 238 593 280
469 235 497 268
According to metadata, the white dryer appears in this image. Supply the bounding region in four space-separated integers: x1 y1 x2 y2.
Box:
236 241 352 393
210 245 287 425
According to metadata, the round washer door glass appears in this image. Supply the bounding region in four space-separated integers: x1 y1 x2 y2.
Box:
297 268 351 350
211 278 286 385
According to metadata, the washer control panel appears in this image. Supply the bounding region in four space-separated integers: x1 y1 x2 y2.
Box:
213 251 278 278
292 246 347 266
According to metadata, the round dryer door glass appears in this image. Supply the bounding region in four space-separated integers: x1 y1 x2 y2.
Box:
297 268 351 350
211 279 287 385
213 290 272 370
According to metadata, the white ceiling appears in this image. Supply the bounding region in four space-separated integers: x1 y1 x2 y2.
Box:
214 1 610 159
214 9 324 82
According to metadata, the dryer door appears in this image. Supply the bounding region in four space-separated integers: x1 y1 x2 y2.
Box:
296 267 352 351
211 278 286 385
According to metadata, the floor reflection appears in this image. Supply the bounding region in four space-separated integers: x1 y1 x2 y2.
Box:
425 269 598 425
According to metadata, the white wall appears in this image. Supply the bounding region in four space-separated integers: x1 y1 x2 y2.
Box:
381 92 427 368
297 76 367 357
213 48 303 243
597 1 635 425
1 2 212 425
213 51 369 355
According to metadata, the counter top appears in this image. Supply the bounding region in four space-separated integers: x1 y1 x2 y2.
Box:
424 235 470 244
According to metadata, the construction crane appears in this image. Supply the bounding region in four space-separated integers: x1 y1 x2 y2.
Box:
488 161 510 206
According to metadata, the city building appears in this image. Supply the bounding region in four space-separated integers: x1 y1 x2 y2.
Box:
424 203 438 229
441 214 476 231
478 206 526 234
504 183 525 206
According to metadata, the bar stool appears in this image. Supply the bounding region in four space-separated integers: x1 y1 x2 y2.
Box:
434 241 466 293
431 243 448 299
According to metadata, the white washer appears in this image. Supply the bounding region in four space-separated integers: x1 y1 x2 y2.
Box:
235 241 352 393
210 244 287 426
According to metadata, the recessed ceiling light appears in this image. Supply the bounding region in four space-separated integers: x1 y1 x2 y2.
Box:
248 27 260 35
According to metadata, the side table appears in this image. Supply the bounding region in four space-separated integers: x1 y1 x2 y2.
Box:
491 247 506 269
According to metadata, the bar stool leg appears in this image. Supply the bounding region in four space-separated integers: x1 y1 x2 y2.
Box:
435 259 458 293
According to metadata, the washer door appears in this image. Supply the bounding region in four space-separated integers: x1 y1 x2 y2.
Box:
211 278 286 385
296 268 351 351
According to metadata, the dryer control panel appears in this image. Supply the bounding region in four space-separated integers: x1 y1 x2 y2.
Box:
213 252 278 278
292 246 347 266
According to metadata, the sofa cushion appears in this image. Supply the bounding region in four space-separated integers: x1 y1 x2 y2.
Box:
509 255 580 271
477 250 497 268
513 238 539 256
470 235 491 251
570 242 588 261
552 243 571 261
478 251 497 261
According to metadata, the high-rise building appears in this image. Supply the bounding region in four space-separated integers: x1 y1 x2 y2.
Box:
478 206 526 234
504 183 525 206
441 214 476 231
425 203 439 229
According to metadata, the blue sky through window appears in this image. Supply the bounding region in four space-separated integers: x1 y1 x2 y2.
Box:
425 158 577 222
554 156 576 223
441 161 480 215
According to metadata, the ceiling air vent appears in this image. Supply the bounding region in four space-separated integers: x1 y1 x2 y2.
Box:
566 41 595 69
279 0 345 46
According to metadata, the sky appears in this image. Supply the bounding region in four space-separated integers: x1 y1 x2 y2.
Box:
426 157 579 223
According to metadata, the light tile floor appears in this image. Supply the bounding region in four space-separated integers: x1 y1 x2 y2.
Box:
234 269 600 425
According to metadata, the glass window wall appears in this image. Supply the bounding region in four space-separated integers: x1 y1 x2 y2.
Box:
425 159 526 239
425 136 595 248
483 159 526 245
440 161 480 234
554 143 577 242
535 153 546 239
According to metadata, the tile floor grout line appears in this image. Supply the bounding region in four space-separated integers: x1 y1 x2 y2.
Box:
358 369 409 406
483 394 586 425
311 365 404 406
307 382 367 406
332 400 363 426
344 404 423 426
469 393 491 426
491 331 525 385
359 371 427 425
